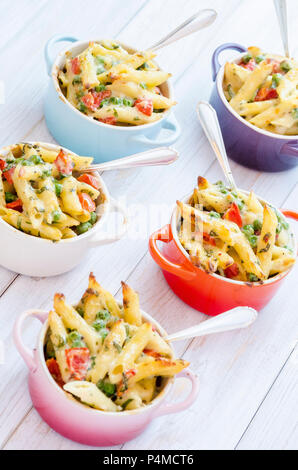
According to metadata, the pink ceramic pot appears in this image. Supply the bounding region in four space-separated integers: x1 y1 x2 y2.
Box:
14 308 199 447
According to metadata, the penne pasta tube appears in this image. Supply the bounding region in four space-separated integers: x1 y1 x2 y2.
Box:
64 381 120 412
54 293 101 354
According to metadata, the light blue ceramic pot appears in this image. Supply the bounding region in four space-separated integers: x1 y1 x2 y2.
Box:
44 35 181 163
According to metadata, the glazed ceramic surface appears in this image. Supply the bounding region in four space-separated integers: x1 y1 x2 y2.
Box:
149 191 297 316
0 142 128 277
44 35 181 163
210 43 298 172
14 308 199 447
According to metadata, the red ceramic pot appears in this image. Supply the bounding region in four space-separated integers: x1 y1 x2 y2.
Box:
149 193 297 316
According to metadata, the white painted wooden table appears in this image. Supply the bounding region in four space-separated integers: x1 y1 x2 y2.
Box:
0 0 297 451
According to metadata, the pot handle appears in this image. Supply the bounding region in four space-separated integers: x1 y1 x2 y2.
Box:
13 309 48 372
45 34 79 76
130 114 180 147
153 369 199 418
281 209 298 221
212 42 247 81
280 142 298 161
149 224 197 281
89 197 129 246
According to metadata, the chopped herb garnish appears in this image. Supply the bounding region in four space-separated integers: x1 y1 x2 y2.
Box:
96 379 116 397
5 192 17 203
113 341 122 353
122 398 133 410
253 219 262 232
54 180 63 197
209 211 221 218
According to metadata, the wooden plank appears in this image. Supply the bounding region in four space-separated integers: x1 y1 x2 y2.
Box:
1 0 298 450
0 0 147 292
236 345 298 450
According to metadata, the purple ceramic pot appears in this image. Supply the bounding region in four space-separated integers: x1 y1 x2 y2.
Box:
210 43 298 172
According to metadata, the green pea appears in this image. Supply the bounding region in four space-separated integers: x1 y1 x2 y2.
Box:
271 73 282 89
67 330 85 348
79 102 87 113
90 211 97 225
52 210 61 223
242 53 252 64
28 154 43 164
96 309 110 321
280 60 291 72
92 319 107 331
248 273 259 282
249 235 258 248
76 222 92 234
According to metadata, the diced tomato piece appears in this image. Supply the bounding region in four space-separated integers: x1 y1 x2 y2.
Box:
266 58 281 73
0 159 7 170
255 87 278 102
6 199 23 212
65 348 90 380
71 57 81 75
223 202 243 228
143 349 162 359
82 92 95 109
3 166 15 184
54 149 74 176
78 192 96 212
239 59 256 71
203 232 217 246
224 263 239 278
82 90 111 111
46 358 64 387
91 89 111 108
97 116 117 125
134 98 153 116
77 173 100 190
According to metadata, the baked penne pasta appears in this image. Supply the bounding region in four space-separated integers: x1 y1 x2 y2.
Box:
0 143 105 240
58 40 176 126
223 46 298 135
178 177 296 282
44 274 189 412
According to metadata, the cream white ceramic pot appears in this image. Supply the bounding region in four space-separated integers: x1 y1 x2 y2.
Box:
0 142 128 277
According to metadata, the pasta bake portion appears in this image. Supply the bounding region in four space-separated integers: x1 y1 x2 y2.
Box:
44 273 189 412
177 177 295 282
58 40 176 126
223 46 298 135
0 143 105 241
